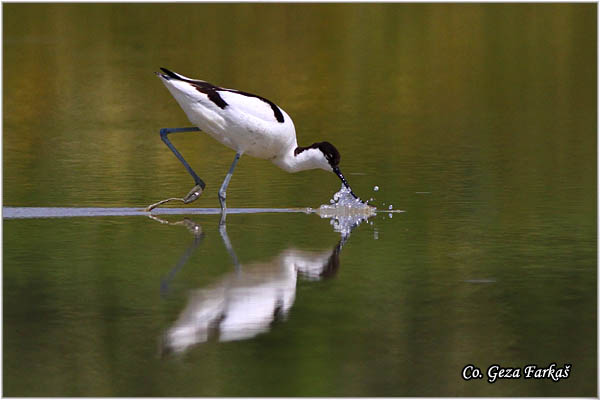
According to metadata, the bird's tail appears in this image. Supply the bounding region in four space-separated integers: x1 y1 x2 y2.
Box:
157 67 188 81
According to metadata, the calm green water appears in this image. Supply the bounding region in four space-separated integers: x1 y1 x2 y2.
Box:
3 3 596 396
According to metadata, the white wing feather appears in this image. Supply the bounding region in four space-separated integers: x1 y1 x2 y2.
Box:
219 90 282 124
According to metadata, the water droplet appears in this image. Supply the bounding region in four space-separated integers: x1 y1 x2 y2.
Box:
388 213 393 218
388 205 393 210
373 186 379 192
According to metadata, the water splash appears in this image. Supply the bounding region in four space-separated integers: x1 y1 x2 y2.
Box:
319 184 376 212
314 184 377 237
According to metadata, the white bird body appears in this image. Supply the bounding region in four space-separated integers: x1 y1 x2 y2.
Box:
149 68 359 211
159 70 332 172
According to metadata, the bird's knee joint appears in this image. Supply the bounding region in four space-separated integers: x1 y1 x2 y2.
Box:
160 128 169 138
218 191 227 200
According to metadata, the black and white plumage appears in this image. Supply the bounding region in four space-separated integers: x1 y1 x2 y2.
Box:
148 68 357 212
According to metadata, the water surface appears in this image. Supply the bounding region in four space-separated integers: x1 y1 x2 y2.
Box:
3 3 596 396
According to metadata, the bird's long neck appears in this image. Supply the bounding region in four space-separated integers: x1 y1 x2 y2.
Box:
272 146 329 173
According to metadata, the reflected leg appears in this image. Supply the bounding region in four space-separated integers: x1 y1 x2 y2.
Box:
218 152 242 213
160 227 204 296
219 223 240 272
146 215 205 296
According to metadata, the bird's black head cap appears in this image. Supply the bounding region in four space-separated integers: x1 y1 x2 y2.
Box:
295 141 340 168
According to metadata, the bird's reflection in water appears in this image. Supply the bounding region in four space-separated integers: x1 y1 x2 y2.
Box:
150 211 372 355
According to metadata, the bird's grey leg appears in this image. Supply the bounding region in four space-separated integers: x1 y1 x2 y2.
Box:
160 127 206 195
147 127 205 211
218 152 242 215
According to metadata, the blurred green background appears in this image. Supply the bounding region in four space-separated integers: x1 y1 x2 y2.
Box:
3 3 596 396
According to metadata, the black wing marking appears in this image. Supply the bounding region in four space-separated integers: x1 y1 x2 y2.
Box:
160 67 228 109
159 68 284 121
